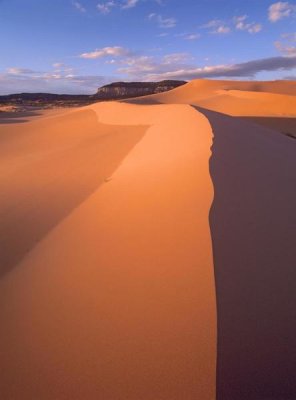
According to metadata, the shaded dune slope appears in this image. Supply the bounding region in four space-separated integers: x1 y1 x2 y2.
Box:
197 107 296 400
240 116 296 139
0 109 146 276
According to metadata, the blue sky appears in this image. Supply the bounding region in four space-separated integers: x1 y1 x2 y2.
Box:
0 0 295 94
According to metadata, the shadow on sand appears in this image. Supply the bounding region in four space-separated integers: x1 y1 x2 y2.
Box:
122 97 161 105
0 110 146 278
240 116 296 140
195 106 296 400
0 110 42 124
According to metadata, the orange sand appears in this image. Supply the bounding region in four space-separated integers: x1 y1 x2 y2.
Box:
1 79 296 400
0 102 216 399
131 79 296 116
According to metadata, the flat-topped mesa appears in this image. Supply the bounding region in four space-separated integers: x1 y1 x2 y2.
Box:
93 80 187 100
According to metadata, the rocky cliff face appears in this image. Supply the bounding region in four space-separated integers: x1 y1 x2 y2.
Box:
93 80 187 100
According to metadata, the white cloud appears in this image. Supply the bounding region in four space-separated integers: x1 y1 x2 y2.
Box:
247 24 262 34
201 19 220 28
117 52 193 78
176 32 201 40
143 56 296 81
80 46 131 59
203 16 261 35
73 1 86 12
97 0 157 13
216 25 231 34
7 67 36 75
0 67 114 95
157 32 169 37
282 32 296 39
117 55 159 77
97 1 116 14
234 15 247 29
234 15 262 34
52 63 66 68
202 19 231 34
184 33 201 40
275 32 296 56
105 59 117 64
162 53 191 64
268 2 296 22
121 0 139 9
52 64 75 75
148 13 177 28
114 49 296 81
275 41 296 55
2 54 296 95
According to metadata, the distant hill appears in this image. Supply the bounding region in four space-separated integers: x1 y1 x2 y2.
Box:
0 81 187 107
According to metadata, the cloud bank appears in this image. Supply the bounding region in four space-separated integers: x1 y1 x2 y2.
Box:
119 55 296 81
1 55 295 95
80 46 132 59
268 2 296 22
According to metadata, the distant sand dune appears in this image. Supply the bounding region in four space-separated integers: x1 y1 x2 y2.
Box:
130 79 296 117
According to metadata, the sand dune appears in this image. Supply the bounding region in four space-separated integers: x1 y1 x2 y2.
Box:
161 79 296 97
126 79 296 399
131 79 296 116
0 103 216 399
194 90 296 116
0 79 296 400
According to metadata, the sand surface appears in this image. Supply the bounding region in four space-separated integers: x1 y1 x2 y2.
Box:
0 102 216 399
1 79 296 400
130 79 296 117
0 108 146 276
241 116 296 138
198 107 296 400
0 107 74 125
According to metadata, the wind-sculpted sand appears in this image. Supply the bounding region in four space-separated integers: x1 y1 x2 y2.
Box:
132 79 296 117
0 108 146 276
0 102 217 399
1 79 296 400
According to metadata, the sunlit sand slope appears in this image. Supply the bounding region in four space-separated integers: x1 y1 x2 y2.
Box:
0 103 217 400
133 79 296 116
